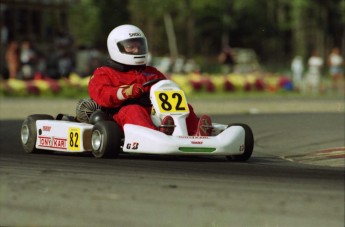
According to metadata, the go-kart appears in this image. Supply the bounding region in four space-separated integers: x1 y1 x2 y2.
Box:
21 79 254 161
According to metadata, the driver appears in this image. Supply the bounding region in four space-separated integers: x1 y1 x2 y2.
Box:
88 24 212 136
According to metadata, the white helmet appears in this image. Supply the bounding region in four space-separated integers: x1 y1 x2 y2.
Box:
107 24 148 66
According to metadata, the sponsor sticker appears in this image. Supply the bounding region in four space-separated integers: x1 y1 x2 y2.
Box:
126 142 139 150
42 126 51 132
38 136 67 149
191 141 203 144
178 136 210 139
239 144 245 152
68 128 81 151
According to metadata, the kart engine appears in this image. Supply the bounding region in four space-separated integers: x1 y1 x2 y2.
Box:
76 98 101 123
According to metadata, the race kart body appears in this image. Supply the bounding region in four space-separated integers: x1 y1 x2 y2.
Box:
21 80 254 161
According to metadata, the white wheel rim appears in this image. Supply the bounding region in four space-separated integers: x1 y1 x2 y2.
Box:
21 125 29 145
91 130 102 151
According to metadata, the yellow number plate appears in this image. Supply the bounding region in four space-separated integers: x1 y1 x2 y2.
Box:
68 128 80 151
154 90 189 113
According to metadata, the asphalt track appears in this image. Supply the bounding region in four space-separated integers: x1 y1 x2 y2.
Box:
0 112 344 227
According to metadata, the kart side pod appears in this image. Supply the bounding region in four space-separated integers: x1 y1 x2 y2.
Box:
123 124 249 157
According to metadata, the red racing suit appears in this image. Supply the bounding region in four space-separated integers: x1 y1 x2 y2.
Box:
88 65 199 135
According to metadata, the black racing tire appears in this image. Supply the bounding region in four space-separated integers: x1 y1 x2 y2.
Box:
91 121 122 158
21 114 54 154
226 123 254 162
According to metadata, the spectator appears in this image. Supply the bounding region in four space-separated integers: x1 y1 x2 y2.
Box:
44 47 60 79
1 23 8 45
5 41 20 79
327 47 344 94
58 51 74 77
75 45 90 77
55 30 75 78
20 40 38 80
88 46 102 75
291 56 304 91
55 30 73 50
1 22 9 77
304 51 323 94
218 45 235 74
183 59 198 73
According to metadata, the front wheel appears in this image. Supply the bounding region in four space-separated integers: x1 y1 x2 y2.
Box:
226 123 254 162
91 121 122 158
21 114 54 153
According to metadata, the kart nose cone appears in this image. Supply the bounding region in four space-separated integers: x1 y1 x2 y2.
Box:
21 125 29 144
91 130 102 151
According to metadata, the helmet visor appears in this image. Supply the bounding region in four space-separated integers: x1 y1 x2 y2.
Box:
117 38 147 55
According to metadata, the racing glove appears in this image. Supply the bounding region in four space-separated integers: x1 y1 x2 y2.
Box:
117 83 144 100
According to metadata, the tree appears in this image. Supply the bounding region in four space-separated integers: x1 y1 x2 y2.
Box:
67 0 344 70
68 0 101 46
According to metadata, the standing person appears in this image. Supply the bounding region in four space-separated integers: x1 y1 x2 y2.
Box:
218 45 235 74
20 40 37 80
304 51 323 94
327 47 344 94
88 24 212 136
5 41 20 79
55 30 74 78
75 45 90 77
291 56 304 91
57 51 74 77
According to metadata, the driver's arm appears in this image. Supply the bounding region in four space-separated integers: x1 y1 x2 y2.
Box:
142 66 167 92
88 67 143 108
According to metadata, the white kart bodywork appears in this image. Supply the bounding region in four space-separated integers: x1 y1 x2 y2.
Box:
35 120 93 153
123 124 245 155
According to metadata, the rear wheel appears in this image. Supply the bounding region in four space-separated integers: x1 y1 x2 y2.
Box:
91 121 122 158
21 114 54 153
226 123 254 162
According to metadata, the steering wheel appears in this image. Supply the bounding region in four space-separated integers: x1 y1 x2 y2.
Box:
128 78 164 107
142 78 164 87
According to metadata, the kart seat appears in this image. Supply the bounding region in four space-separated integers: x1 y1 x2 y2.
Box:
56 113 76 122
